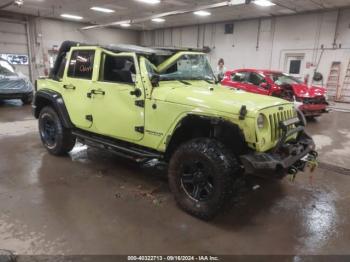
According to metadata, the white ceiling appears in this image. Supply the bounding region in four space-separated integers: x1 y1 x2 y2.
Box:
2 0 350 30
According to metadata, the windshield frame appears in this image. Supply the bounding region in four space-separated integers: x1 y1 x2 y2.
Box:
0 59 16 77
156 52 216 82
268 72 303 85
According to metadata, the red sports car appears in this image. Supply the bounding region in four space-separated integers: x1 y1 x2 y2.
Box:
221 69 329 118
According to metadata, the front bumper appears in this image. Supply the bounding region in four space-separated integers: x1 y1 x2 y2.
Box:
0 91 33 100
240 118 317 177
299 103 328 116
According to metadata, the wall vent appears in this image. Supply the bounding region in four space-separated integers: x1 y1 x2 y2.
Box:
224 23 234 34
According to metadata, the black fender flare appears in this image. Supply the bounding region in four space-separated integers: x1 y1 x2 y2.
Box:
165 114 248 158
33 89 73 129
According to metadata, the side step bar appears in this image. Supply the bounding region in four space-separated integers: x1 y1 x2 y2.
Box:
72 130 162 160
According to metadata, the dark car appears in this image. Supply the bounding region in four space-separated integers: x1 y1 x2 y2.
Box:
0 58 33 104
222 69 329 119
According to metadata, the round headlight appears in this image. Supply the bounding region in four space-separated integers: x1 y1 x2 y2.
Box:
257 114 265 129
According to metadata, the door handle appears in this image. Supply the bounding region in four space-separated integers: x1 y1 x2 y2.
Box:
91 89 105 95
87 89 105 98
63 84 76 90
130 88 142 97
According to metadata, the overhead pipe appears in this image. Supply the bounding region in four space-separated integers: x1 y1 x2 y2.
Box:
0 0 14 9
332 9 341 49
256 18 261 51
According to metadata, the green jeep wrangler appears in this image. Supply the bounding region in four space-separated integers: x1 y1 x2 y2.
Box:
33 41 317 219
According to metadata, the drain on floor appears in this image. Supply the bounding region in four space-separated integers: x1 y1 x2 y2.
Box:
318 162 350 176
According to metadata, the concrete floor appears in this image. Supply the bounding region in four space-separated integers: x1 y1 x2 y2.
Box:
0 99 350 255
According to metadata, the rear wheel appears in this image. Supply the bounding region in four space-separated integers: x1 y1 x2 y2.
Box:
168 138 240 220
38 106 76 155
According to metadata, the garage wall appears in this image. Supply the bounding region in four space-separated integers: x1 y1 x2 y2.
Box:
1 16 140 81
141 9 350 89
32 18 140 79
0 19 30 76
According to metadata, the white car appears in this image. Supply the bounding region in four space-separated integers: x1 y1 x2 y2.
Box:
0 58 33 104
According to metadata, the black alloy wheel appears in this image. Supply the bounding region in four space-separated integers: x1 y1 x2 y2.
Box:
41 115 57 148
180 160 215 202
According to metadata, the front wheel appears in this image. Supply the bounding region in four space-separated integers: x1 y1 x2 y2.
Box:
38 106 76 156
306 115 319 121
21 94 33 105
168 138 240 220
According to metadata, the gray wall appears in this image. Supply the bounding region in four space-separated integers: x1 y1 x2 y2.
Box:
0 18 30 77
32 18 140 79
141 9 350 88
0 16 140 81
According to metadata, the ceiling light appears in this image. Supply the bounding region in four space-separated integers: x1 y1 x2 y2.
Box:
90 7 115 13
60 14 83 20
137 0 161 4
120 23 131 27
152 18 165 23
193 10 211 17
253 0 276 7
14 0 24 7
229 0 246 5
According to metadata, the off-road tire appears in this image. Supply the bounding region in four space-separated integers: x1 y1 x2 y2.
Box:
306 115 319 121
38 106 76 156
168 138 240 220
296 108 307 126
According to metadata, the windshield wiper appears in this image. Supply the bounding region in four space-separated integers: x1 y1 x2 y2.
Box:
203 79 215 84
178 80 191 85
192 77 215 84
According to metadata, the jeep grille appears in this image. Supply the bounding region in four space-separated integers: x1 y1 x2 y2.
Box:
268 109 297 141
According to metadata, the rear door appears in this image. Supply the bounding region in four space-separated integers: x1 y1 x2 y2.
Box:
62 48 96 129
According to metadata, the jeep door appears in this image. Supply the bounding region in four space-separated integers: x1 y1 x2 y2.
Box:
62 48 96 129
90 51 144 141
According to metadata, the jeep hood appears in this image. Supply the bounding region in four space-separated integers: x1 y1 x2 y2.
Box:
286 83 326 98
153 81 291 116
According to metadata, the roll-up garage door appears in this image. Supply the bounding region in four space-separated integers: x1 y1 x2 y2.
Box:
0 19 30 78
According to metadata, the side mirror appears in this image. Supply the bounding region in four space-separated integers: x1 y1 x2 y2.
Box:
150 74 160 88
260 82 269 89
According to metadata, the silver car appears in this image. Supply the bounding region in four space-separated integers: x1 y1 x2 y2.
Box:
0 58 33 104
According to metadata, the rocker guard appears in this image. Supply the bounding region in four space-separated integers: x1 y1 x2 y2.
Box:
240 118 316 176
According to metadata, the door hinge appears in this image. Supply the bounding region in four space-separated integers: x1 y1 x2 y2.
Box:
86 115 93 122
135 100 145 108
135 126 144 134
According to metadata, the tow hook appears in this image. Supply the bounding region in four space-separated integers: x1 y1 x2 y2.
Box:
288 150 318 182
288 166 298 182
288 166 298 175
305 151 318 172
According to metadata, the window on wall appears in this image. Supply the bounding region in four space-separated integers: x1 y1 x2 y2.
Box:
0 54 28 65
67 50 95 79
99 54 136 84
289 60 302 75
